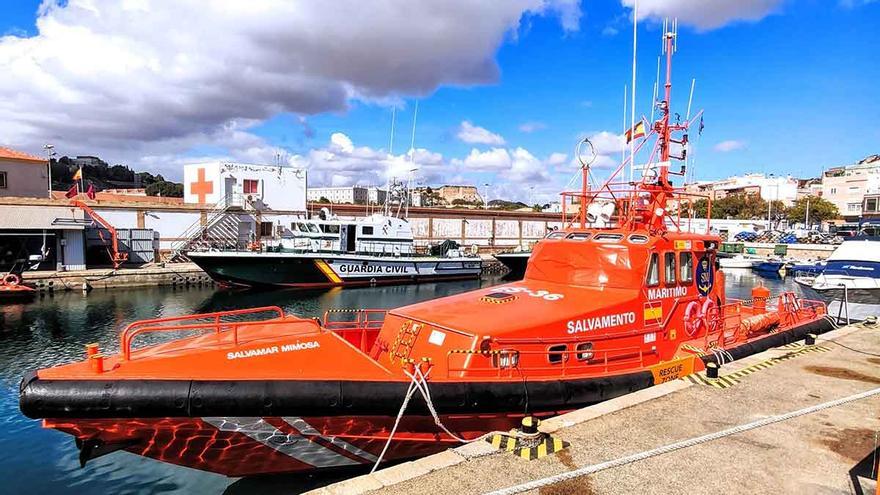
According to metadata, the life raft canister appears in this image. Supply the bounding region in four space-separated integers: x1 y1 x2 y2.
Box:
752 285 771 313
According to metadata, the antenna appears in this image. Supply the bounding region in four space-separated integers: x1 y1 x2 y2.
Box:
686 78 696 121
629 0 638 183
389 106 396 155
409 101 419 162
622 84 627 171
650 55 660 123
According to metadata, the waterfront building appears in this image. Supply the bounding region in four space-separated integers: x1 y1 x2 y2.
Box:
183 162 306 211
683 174 798 205
821 155 880 222
0 147 47 199
307 186 370 204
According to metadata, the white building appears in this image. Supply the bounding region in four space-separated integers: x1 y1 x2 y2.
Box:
821 155 880 220
183 162 306 211
307 186 370 204
367 187 387 205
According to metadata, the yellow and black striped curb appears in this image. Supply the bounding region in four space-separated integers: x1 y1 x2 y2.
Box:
684 344 830 389
486 434 570 460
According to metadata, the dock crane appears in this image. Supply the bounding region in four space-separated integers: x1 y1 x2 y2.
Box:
70 200 128 268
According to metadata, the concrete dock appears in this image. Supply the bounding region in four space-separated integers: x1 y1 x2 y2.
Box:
21 262 213 291
312 320 880 495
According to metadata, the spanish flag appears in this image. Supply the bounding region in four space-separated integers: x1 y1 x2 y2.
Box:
72 167 83 181
625 121 646 143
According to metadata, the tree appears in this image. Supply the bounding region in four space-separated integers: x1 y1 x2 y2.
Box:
689 194 787 223
785 195 839 225
146 181 183 197
317 196 331 203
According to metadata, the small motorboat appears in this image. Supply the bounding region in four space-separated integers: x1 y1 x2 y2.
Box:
19 30 833 478
718 254 762 269
753 259 787 276
794 237 880 303
0 273 36 300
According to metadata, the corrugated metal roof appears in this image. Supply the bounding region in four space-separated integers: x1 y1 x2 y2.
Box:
0 205 85 229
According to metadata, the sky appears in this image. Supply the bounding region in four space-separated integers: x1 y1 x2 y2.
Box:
0 0 878 203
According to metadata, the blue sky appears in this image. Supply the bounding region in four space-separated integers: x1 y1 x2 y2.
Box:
1 1 878 201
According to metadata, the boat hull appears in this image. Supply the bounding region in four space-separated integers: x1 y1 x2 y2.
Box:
21 317 833 476
187 252 482 289
492 252 530 280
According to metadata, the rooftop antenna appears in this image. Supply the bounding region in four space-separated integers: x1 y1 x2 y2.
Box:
629 0 638 183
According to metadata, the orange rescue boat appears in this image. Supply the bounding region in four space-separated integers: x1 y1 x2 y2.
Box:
19 30 832 477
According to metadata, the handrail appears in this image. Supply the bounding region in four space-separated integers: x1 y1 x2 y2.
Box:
121 305 285 360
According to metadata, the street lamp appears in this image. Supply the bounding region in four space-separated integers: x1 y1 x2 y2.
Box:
43 144 55 198
483 183 490 210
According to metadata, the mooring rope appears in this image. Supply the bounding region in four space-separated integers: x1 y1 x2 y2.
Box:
484 386 880 495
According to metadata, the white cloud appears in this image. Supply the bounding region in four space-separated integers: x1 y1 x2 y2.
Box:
586 131 626 155
0 0 580 174
454 147 511 171
714 140 746 152
545 152 568 166
621 0 783 30
601 26 619 36
456 121 506 145
519 121 547 133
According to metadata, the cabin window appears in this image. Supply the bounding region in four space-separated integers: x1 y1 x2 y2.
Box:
546 231 566 239
259 221 273 237
362 226 374 235
492 350 519 369
680 252 694 284
664 252 676 285
628 234 649 244
243 179 259 194
307 223 320 233
548 344 568 364
576 342 594 361
593 233 623 242
646 253 660 286
566 232 591 241
321 224 340 234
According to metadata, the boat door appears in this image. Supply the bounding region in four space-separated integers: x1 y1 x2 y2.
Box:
341 225 357 252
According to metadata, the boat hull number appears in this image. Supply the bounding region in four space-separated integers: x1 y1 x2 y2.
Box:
495 286 564 301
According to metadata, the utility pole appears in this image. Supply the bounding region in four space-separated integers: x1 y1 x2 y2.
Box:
43 144 55 198
805 196 810 229
483 183 490 210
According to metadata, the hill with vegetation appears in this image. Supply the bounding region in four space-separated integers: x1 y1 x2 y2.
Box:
50 156 183 197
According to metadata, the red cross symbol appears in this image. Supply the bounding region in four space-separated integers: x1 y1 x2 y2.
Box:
190 167 213 204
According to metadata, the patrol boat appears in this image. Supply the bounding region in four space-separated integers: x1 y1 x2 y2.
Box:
187 212 482 289
20 30 833 477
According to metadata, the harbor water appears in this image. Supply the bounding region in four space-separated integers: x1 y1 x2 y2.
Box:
0 272 828 494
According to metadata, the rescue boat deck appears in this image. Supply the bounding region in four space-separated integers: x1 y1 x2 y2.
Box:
312 319 880 495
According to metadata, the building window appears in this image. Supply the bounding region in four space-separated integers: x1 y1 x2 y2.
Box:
866 198 878 212
0 171 6 188
243 179 259 194
830 188 837 195
848 203 862 213
680 252 694 284
664 252 676 285
362 226 374 235
259 221 273 236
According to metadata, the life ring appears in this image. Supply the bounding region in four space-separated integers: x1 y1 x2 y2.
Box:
3 273 20 286
684 300 703 337
701 298 718 334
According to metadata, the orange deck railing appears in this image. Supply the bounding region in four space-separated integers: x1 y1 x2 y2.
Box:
120 306 285 360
